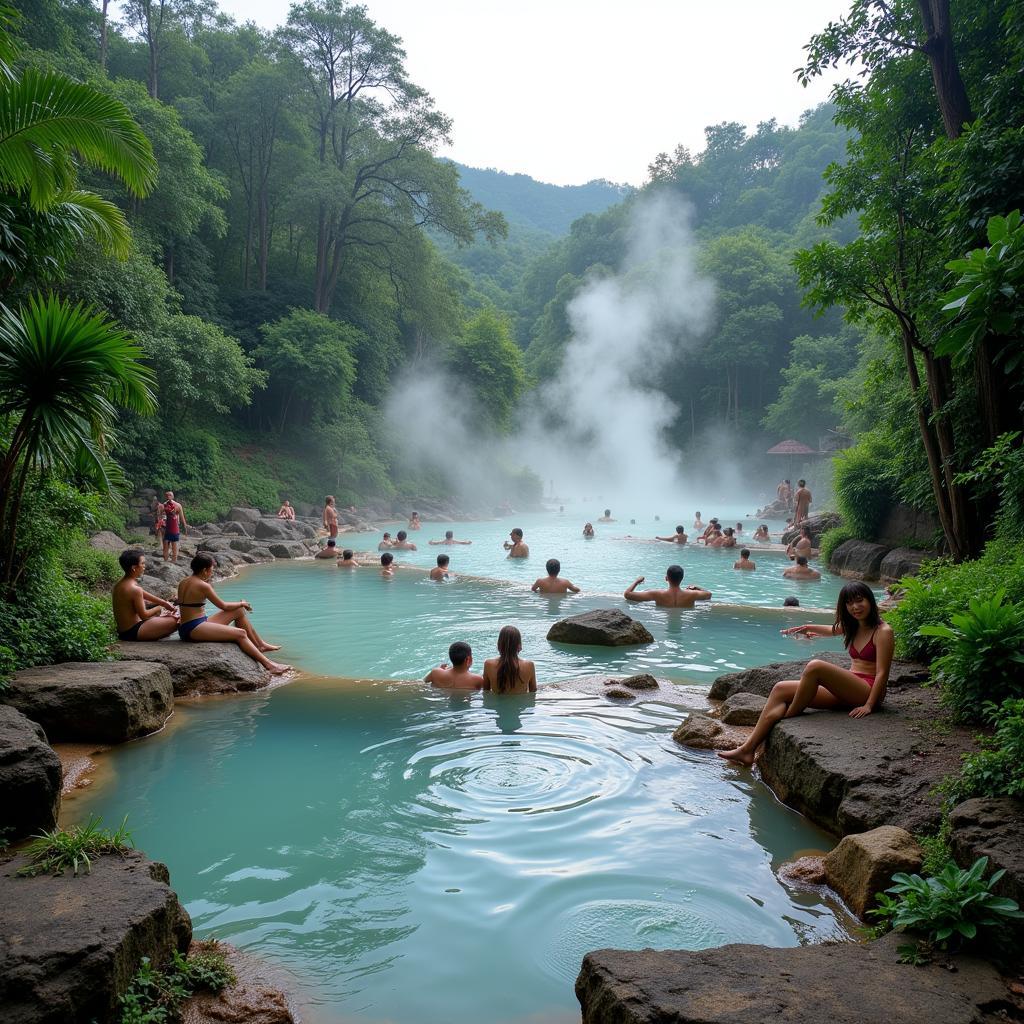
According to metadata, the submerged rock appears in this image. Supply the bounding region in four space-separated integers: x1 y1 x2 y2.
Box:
617 673 659 690
822 825 923 918
181 943 295 1024
604 687 635 701
0 851 192 1024
117 641 269 696
0 705 61 841
576 933 1011 1024
547 609 654 647
3 662 173 744
778 855 827 887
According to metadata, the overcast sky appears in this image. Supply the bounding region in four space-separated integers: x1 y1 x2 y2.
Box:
151 0 854 186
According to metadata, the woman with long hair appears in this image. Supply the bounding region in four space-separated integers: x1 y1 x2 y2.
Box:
483 625 537 695
717 581 893 766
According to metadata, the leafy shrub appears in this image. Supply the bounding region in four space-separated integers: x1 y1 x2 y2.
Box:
120 946 235 1024
832 433 900 538
819 525 855 564
63 540 122 590
918 589 1024 723
18 816 133 877
917 821 953 877
943 699 1024 806
887 539 1024 661
870 856 1024 953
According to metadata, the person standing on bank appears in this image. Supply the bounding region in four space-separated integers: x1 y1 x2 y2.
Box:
162 490 187 563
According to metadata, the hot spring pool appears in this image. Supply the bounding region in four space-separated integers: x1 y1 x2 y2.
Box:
67 510 857 1023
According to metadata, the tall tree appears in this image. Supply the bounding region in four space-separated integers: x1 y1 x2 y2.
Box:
121 0 175 98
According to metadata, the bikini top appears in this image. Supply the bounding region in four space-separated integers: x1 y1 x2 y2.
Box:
849 628 877 662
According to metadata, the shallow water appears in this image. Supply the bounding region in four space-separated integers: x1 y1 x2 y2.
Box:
70 682 849 1024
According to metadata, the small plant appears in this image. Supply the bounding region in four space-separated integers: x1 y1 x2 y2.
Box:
869 856 1024 953
918 589 1024 723
917 821 953 877
942 698 1024 806
17 816 133 877
120 946 235 1024
819 525 855 564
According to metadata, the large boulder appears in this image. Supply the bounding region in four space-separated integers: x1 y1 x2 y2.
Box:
709 655 928 701
268 542 308 559
757 686 977 837
0 706 61 840
879 547 935 583
253 519 291 541
144 560 190 586
227 506 261 525
219 521 252 538
3 662 174 744
547 609 654 647
828 539 891 580
0 851 192 1024
576 933 1011 1024
117 640 269 696
948 797 1024 917
717 692 767 726
672 714 727 750
87 531 128 555
822 825 923 918
780 511 842 547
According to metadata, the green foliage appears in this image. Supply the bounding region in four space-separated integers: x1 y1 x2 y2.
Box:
954 431 1024 540
869 857 1024 952
943 699 1024 806
120 947 235 1024
918 589 1024 723
63 539 121 590
830 432 898 539
819 526 855 564
17 815 133 876
917 822 953 877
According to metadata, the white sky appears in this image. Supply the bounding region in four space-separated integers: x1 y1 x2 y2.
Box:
158 0 853 186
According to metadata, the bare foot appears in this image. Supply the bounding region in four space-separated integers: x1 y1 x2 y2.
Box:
716 748 756 766
266 661 291 675
260 643 282 652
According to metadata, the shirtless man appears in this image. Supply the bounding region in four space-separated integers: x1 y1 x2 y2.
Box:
380 552 395 577
378 532 393 551
624 565 712 608
656 525 688 544
787 525 813 561
693 511 704 531
424 641 485 690
532 558 580 595
734 522 744 535
783 555 821 581
323 496 338 540
777 479 792 508
734 548 756 571
429 530 471 546
315 539 338 559
277 500 295 520
408 511 422 531
719 527 738 548
794 480 812 525
337 549 359 568
698 518 719 544
598 508 615 522
503 528 529 558
753 524 770 542
392 530 417 551
112 550 179 641
430 554 450 580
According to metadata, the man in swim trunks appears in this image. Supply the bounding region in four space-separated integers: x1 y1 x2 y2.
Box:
656 525 688 544
323 495 338 539
624 565 711 608
277 500 296 520
315 538 338 559
378 532 393 550
337 549 359 568
734 548 756 571
503 528 529 558
794 480 812 525
430 554 450 580
424 641 485 690
380 552 395 576
112 550 179 641
783 555 821 580
429 530 471 545
531 558 580 594
162 491 187 563
392 530 417 551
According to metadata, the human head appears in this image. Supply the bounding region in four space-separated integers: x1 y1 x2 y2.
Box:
666 565 684 586
695 511 701 518
326 495 335 506
736 522 742 531
835 581 880 646
327 538 336 548
783 596 800 607
711 518 719 525
784 479 790 486
342 549 353 560
724 527 734 536
740 548 750 559
119 549 145 576
630 519 635 525
676 525 685 534
448 641 472 667
412 511 419 517
397 530 407 541
284 499 291 506
191 553 215 575
796 555 808 566
382 532 391 540
497 624 522 658
798 479 806 488
546 558 560 576
604 509 610 517
437 554 450 567
445 530 454 539
760 523 768 531
801 525 811 538
165 490 174 500
510 528 523 540
381 552 394 567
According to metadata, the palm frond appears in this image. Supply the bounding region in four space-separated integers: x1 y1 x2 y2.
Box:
0 5 20 83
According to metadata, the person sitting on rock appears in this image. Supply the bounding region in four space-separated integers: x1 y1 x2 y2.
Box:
482 625 537 694
783 555 821 581
175 554 289 673
624 565 711 608
718 582 893 766
277 500 296 520
112 549 178 642
392 530 417 551
430 554 451 580
424 641 485 690
656 525 688 544
531 558 580 594
315 538 339 560
733 549 756 571
337 549 359 568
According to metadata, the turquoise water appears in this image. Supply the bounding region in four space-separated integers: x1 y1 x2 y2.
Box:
69 510 855 1023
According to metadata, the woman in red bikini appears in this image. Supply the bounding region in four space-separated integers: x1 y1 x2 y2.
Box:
717 582 893 766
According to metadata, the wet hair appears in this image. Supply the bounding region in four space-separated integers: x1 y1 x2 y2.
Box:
449 641 471 667
382 532 391 539
666 564 684 585
740 549 750 558
676 525 685 534
630 519 635 525
396 530 407 541
437 554 450 567
546 558 560 576
760 523 768 530
796 555 808 566
327 538 336 548
341 549 353 559
381 552 394 566
736 522 743 530
511 527 523 540
119 549 145 573
191 553 215 574
724 527 734 536
784 479 790 485
445 530 454 539
604 509 611 516
783 596 800 607
411 511 419 517
695 511 701 517
798 479 806 487
495 625 523 693
835 582 880 648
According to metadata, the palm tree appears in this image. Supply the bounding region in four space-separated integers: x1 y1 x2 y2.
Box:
0 294 156 589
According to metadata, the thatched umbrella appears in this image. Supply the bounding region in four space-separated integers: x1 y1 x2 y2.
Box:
767 439 816 479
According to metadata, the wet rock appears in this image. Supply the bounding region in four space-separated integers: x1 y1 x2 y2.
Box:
576 933 1012 1024
828 539 891 580
672 714 724 749
87 531 129 554
198 537 235 553
116 640 269 696
0 705 61 841
709 655 928 701
547 609 654 647
618 673 658 690
0 851 192 1024
181 943 295 1024
254 519 291 541
219 521 252 538
948 797 1024 917
780 511 842 547
778 855 827 886
879 546 935 583
3 662 173 744
604 687 635 701
822 826 923 918
228 506 262 524
268 542 306 559
718 692 766 726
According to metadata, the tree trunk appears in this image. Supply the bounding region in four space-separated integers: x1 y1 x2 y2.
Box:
257 187 269 291
99 0 110 72
916 0 974 139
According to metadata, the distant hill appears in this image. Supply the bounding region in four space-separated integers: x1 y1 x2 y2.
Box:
451 162 631 237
